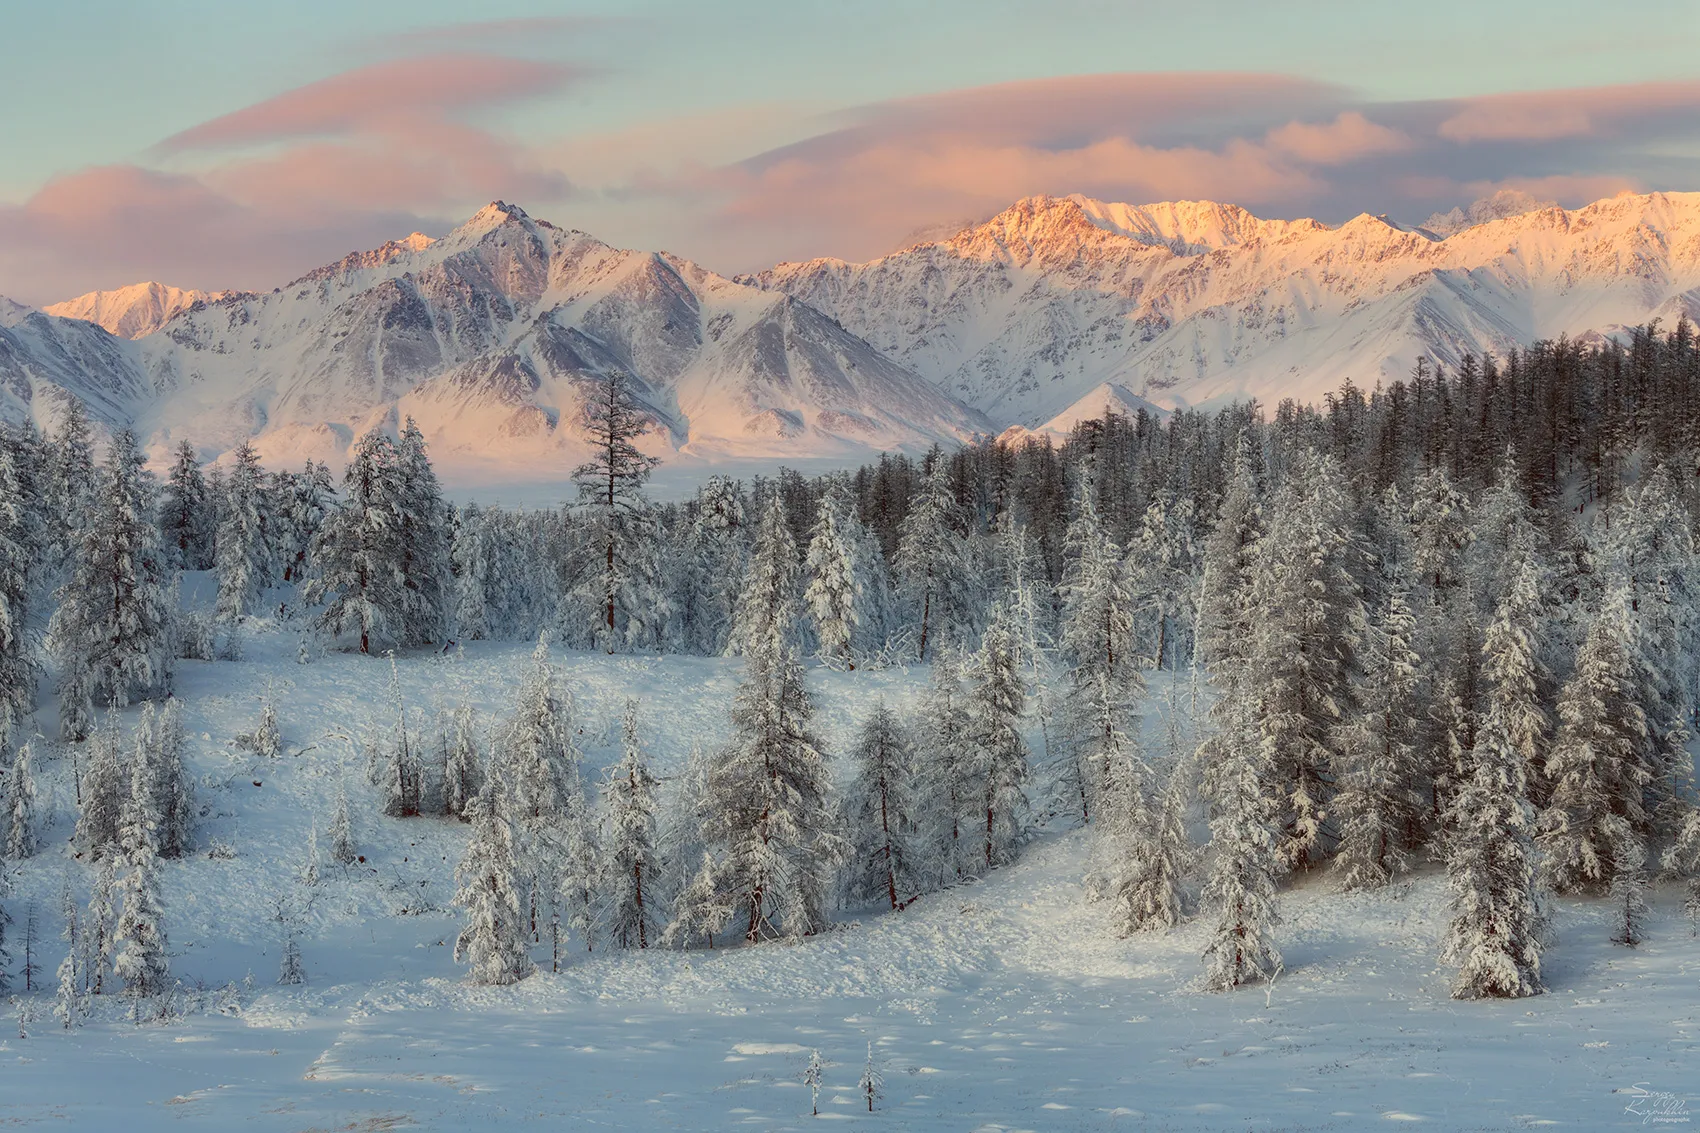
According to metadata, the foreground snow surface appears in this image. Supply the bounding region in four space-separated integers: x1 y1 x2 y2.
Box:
3 631 1698 1130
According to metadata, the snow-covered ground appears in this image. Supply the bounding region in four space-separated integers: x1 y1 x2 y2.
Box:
3 621 1697 1130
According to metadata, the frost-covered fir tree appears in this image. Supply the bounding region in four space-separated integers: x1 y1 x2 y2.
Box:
1195 431 1263 669
396 418 453 645
113 755 170 1010
0 432 39 758
681 476 747 655
497 634 579 826
804 484 861 668
277 460 333 586
700 579 844 942
307 429 407 654
1122 492 1198 669
1541 592 1651 895
1479 549 1549 799
450 504 495 641
1333 588 1423 890
1660 806 1700 932
4 743 36 860
602 701 660 949
1468 450 1543 616
1243 448 1363 873
377 657 422 818
913 649 977 883
727 492 800 658
75 715 126 858
144 700 194 858
215 441 271 620
240 691 282 760
1443 705 1544 998
660 852 732 949
452 790 534 985
160 442 213 571
570 370 664 652
804 1048 824 1116
659 742 710 905
844 701 920 909
440 705 483 820
44 398 95 580
1407 466 1471 603
49 430 174 740
859 1041 883 1112
1198 693 1283 991
968 606 1029 871
894 457 967 659
1083 669 1177 933
558 786 602 953
328 781 356 865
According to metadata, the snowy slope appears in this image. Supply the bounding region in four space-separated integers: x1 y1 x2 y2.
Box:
43 282 244 340
753 190 1700 423
0 308 154 432
2 626 1695 1130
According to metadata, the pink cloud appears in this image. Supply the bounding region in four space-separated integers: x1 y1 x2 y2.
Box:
157 54 579 153
1437 80 1700 142
1265 112 1410 165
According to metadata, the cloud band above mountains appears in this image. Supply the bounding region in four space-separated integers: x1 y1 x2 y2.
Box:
4 49 1699 304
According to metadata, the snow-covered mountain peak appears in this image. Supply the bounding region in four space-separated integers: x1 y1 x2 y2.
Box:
1422 189 1560 237
1067 195 1329 253
0 295 34 328
42 281 239 339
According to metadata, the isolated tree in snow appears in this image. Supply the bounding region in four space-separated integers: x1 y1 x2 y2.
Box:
968 606 1029 871
308 429 407 654
844 701 919 910
804 484 861 668
1332 587 1423 890
571 370 663 652
859 1041 883 1112
440 704 483 820
453 790 535 985
215 440 272 620
1443 705 1544 999
894 457 966 659
4 743 37 860
803 1048 824 1115
603 701 661 949
328 782 357 866
1541 593 1651 895
49 429 174 740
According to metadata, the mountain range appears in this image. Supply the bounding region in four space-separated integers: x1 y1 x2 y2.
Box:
4 189 1699 480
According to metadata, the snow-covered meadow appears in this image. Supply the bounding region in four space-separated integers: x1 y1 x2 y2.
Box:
3 618 1697 1131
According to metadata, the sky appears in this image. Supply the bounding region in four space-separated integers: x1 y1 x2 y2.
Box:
2 0 1699 304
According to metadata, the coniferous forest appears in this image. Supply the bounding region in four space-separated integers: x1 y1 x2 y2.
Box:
3 325 1700 1033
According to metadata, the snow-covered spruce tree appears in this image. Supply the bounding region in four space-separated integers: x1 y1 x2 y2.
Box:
1082 670 1162 933
1478 549 1549 801
277 460 333 587
377 657 423 818
4 742 37 859
85 854 118 995
1609 838 1649 948
1332 587 1424 890
452 789 535 985
804 1048 824 1116
1467 450 1543 617
0 431 39 759
44 397 95 581
602 700 660 949
142 699 194 858
1243 447 1364 873
658 741 710 906
571 370 664 653
49 429 174 740
215 441 271 620
113 751 170 1012
1661 805 1700 932
1443 704 1544 999
328 782 357 866
497 634 579 827
75 715 126 858
1195 430 1263 669
396 418 453 646
1199 721 1283 990
804 484 861 668
681 476 747 656
728 492 800 658
1407 466 1472 606
557 786 602 954
968 605 1029 872
53 944 83 1029
700 577 844 943
894 456 967 659
660 852 733 949
450 503 493 642
844 700 920 910
1541 592 1651 895
1122 492 1199 670
859 1041 883 1112
441 704 483 820
239 690 282 760
159 441 213 572
307 429 407 655
912 648 977 884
